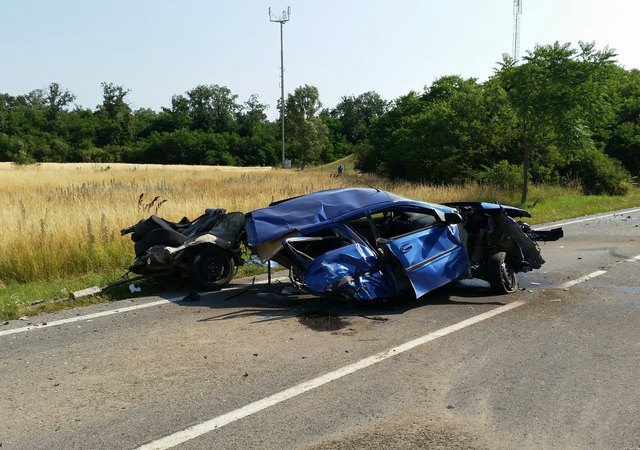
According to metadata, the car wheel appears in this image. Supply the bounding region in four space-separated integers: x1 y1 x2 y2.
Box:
188 246 235 290
487 251 518 294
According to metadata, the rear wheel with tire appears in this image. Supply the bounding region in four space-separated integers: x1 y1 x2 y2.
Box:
487 251 518 294
188 246 235 290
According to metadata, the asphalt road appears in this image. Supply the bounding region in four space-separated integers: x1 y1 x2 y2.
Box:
1 207 640 449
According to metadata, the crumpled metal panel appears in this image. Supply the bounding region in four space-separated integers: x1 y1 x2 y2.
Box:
246 188 398 245
385 225 470 299
498 213 545 271
246 188 454 246
445 201 532 218
302 243 396 301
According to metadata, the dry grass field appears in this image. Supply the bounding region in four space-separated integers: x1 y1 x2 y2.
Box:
2 161 640 319
0 161 522 286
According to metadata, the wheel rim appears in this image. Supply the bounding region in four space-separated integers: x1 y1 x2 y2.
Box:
500 263 516 290
199 254 226 281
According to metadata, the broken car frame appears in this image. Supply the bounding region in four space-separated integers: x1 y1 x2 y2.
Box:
120 188 563 301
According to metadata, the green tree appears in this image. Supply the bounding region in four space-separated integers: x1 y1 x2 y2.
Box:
605 69 640 176
497 41 620 201
318 114 352 162
361 91 425 176
285 85 329 169
361 77 515 183
237 94 268 137
44 82 76 127
95 82 132 147
186 84 240 133
330 91 388 145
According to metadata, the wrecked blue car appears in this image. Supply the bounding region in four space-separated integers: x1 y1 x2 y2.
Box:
245 188 562 301
123 188 561 300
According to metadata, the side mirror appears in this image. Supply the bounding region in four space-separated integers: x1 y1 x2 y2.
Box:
444 212 463 225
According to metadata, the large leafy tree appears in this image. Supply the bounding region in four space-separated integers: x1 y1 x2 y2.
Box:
186 84 240 133
95 82 132 147
362 77 515 183
358 91 426 175
605 69 640 176
330 91 388 145
497 41 620 201
285 85 329 169
237 94 268 137
44 82 76 127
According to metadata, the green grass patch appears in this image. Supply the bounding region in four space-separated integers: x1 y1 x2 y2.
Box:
474 185 640 224
0 271 122 320
311 155 356 174
523 187 640 224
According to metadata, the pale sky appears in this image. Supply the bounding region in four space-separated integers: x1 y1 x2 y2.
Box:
2 0 639 119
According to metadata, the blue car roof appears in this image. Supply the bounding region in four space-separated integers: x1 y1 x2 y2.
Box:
246 188 455 245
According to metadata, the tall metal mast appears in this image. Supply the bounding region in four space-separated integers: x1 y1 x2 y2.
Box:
269 7 291 167
512 0 522 62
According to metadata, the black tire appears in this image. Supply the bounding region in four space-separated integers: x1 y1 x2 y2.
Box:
188 246 235 290
487 251 518 294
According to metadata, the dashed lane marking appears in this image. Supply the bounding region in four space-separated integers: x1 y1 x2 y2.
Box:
558 270 608 289
137 265 629 450
625 254 640 263
136 299 527 450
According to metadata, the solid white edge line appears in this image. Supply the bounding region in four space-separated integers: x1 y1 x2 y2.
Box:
136 300 527 450
535 207 640 230
0 276 290 338
0 299 175 337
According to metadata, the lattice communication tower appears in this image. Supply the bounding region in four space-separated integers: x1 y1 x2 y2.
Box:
513 0 522 61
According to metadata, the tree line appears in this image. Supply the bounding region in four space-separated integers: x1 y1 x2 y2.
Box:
0 81 381 169
356 42 640 200
2 41 639 200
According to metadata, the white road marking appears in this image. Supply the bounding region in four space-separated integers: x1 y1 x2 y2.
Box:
0 299 178 337
137 265 624 449
558 270 608 289
535 207 640 230
137 299 527 450
625 254 640 263
554 253 640 290
0 277 290 338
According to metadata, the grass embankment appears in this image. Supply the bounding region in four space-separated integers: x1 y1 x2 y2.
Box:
1 161 639 320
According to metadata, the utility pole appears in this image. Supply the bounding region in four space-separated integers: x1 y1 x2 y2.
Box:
269 7 291 168
512 0 522 62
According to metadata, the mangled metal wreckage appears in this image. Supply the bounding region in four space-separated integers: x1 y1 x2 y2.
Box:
122 188 562 301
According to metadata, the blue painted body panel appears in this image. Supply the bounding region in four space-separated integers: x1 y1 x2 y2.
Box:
246 188 456 246
385 225 470 298
245 188 477 301
302 243 396 301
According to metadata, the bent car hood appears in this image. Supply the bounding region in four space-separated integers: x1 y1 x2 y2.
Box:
245 188 456 246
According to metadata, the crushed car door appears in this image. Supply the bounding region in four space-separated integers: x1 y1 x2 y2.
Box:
377 210 471 299
301 242 396 301
281 227 397 302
